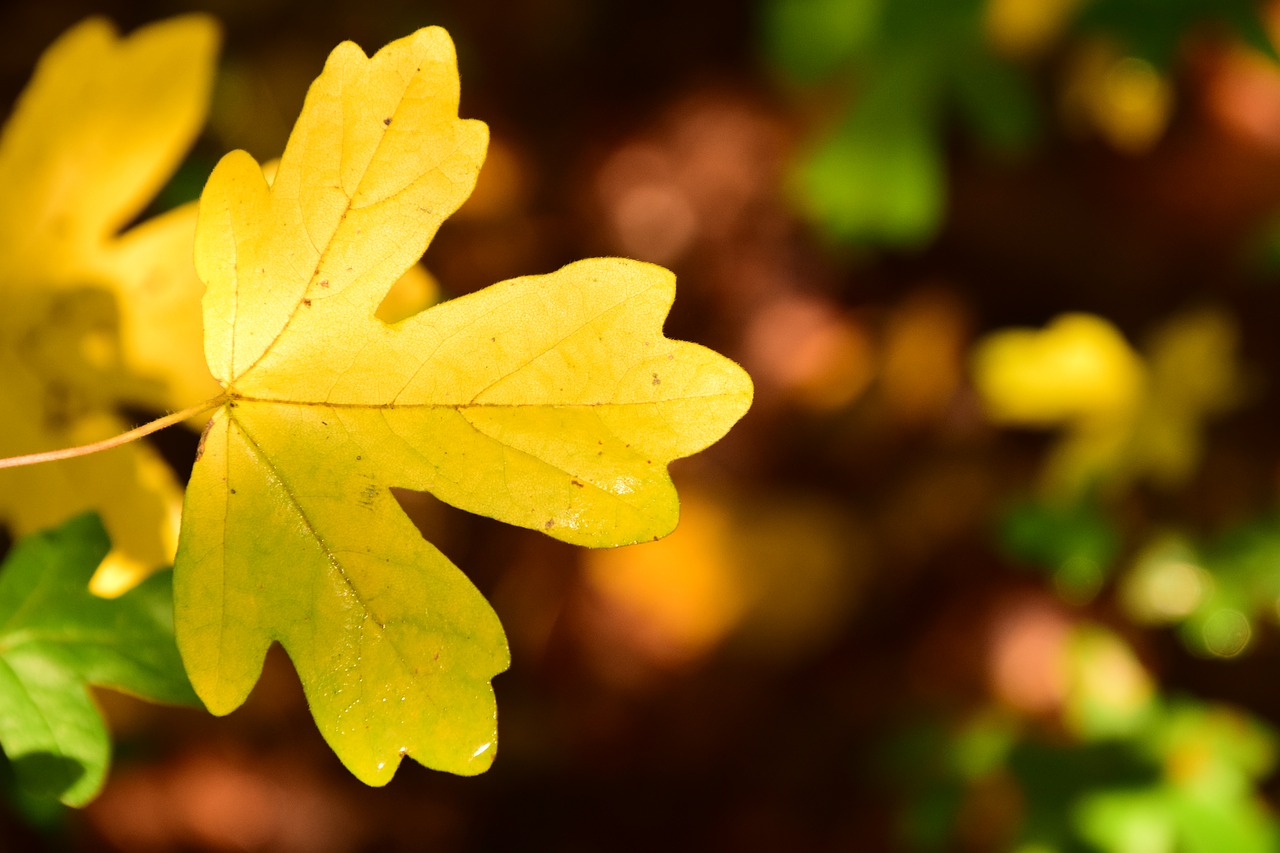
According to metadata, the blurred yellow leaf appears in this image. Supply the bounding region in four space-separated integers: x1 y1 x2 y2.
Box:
1128 308 1248 488
0 17 219 593
972 310 1244 498
973 313 1144 426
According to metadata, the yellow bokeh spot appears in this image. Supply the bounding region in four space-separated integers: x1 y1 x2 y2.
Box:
90 548 151 598
1120 538 1209 625
583 495 747 666
1145 308 1244 415
879 288 968 424
453 137 530 221
972 313 1144 426
1062 42 1174 154
1064 625 1155 739
985 0 1086 58
374 264 440 324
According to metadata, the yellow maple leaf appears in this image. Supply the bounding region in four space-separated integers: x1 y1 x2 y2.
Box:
175 27 752 783
0 16 220 593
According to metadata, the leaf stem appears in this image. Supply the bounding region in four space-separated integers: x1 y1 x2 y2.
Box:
0 396 227 471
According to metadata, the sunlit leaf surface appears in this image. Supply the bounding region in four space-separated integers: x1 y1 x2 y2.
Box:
0 16 220 593
177 26 753 784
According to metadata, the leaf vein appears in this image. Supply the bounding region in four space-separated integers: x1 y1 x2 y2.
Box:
463 281 658 405
234 64 426 385
232 392 742 410
229 408 423 681
0 655 66 760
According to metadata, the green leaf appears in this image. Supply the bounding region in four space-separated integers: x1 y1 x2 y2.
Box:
1073 788 1174 853
777 0 1024 248
952 55 1041 153
177 26 752 786
998 497 1119 601
760 0 883 82
793 61 944 247
1169 790 1279 853
0 514 196 806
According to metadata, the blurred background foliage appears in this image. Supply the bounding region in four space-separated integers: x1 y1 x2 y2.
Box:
6 0 1280 850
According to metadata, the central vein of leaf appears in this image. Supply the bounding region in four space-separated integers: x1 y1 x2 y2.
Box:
226 410 387 631
225 407 422 676
224 394 728 409
233 76 420 385
0 655 66 757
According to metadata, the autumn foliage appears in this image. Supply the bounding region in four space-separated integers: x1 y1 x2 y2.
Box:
0 15 749 803
9 4 1280 852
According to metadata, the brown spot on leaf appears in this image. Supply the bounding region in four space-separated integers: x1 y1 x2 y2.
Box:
302 298 312 307
651 373 661 386
319 280 330 288
571 479 585 488
544 519 555 529
383 117 392 126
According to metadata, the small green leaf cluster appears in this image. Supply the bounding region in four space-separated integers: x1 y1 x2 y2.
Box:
893 697 1278 853
0 515 195 806
760 0 1276 248
996 494 1280 663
